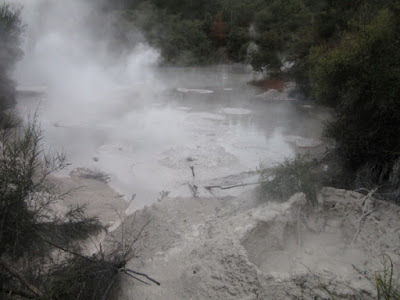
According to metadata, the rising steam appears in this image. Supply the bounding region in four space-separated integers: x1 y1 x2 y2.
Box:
11 0 161 121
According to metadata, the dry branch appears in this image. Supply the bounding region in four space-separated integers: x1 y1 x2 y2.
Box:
204 181 267 190
124 218 151 261
124 268 161 285
121 269 151 285
351 188 377 244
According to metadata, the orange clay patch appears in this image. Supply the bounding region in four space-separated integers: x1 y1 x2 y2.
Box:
249 78 285 92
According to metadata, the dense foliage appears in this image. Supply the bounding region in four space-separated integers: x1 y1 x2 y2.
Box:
309 3 400 181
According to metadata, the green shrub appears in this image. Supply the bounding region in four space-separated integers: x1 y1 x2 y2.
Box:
0 116 104 298
260 154 325 204
308 7 400 179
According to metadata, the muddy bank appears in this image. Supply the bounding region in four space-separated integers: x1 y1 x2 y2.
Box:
113 187 400 299
49 168 128 229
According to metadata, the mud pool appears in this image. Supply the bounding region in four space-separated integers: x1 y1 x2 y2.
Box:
16 65 330 211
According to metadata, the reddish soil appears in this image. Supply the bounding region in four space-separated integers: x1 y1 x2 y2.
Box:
248 78 286 92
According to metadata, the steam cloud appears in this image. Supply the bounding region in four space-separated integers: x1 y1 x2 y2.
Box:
10 0 162 121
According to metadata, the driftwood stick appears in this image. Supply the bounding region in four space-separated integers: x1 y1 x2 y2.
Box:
204 181 267 190
0 258 44 298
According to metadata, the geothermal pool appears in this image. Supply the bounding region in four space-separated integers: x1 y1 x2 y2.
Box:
16 65 329 210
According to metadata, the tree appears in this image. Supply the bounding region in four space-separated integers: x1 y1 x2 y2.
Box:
0 116 104 298
160 16 213 65
210 12 227 45
225 25 251 62
308 5 400 185
0 4 24 112
249 0 312 73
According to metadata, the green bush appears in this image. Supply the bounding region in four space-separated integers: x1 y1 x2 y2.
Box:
259 154 325 204
0 116 104 298
308 6 400 185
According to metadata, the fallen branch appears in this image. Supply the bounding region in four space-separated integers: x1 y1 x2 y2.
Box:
204 181 267 190
352 188 377 244
124 268 161 286
351 209 375 245
0 258 44 298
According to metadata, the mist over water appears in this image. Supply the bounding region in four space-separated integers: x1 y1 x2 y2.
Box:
11 0 328 210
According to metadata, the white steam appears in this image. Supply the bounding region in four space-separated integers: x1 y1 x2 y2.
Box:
11 0 162 121
6 0 324 210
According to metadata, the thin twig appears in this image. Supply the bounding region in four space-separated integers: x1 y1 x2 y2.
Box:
352 209 375 244
37 235 98 263
124 218 152 261
352 188 377 244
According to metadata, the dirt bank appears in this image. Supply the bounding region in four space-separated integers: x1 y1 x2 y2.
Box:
50 168 128 229
113 187 400 299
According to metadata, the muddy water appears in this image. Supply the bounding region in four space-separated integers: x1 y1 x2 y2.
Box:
16 65 329 211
